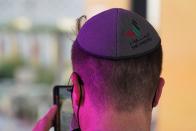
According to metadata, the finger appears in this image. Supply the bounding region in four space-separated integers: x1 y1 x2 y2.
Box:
33 105 57 131
43 105 57 129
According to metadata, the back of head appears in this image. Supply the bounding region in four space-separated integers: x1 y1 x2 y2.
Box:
71 8 162 112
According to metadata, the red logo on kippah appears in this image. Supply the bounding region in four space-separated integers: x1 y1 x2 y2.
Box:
125 30 136 40
124 20 142 44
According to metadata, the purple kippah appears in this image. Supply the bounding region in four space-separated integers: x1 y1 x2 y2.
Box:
76 8 161 60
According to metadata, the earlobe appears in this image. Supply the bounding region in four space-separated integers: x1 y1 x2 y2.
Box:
152 77 165 107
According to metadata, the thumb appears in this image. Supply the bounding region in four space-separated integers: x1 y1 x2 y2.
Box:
33 105 57 131
44 105 57 128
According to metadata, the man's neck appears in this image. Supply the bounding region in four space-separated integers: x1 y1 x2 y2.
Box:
81 107 152 131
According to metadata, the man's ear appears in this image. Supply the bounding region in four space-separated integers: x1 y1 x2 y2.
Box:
71 73 82 113
152 77 165 107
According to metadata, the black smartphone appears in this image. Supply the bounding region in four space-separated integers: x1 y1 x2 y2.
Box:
53 85 73 131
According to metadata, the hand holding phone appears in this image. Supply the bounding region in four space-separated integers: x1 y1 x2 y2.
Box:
53 86 73 131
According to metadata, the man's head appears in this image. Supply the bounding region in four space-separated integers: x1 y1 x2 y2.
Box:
70 8 164 130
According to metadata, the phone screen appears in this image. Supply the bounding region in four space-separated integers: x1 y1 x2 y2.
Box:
54 86 73 131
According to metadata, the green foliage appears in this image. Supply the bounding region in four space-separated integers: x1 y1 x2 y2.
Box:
35 66 55 85
0 57 24 79
0 57 55 85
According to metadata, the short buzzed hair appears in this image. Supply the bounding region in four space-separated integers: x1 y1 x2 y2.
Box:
71 40 162 112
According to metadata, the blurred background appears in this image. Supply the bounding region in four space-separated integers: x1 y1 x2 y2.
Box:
0 0 195 131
